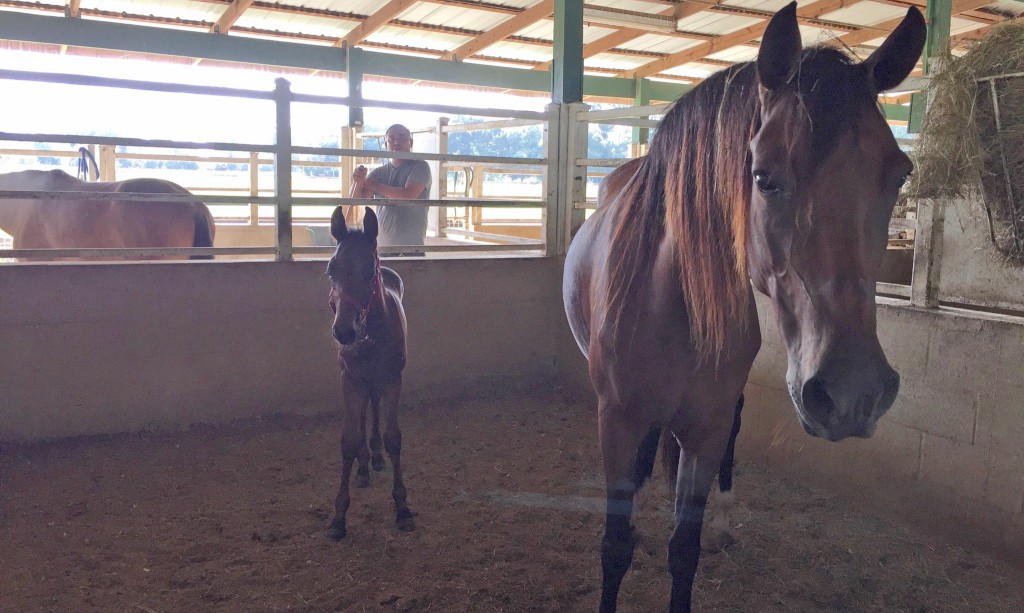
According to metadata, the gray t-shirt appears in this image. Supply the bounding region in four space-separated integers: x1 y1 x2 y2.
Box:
366 160 431 247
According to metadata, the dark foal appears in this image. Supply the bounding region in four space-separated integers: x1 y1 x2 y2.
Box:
325 206 415 540
563 3 926 611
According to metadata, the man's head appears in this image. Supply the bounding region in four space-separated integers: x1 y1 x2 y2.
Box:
384 124 413 158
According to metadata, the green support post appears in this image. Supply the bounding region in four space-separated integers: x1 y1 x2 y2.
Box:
552 0 584 104
909 0 952 133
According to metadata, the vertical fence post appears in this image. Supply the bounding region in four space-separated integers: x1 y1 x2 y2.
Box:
434 116 449 238
98 145 116 181
273 78 293 261
910 197 945 307
543 103 567 256
566 101 589 249
248 151 260 227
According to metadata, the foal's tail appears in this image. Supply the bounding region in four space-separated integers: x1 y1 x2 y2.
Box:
191 203 216 260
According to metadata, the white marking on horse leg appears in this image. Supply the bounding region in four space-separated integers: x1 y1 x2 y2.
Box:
703 487 736 551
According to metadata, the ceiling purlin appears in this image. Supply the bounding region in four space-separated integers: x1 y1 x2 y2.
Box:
441 0 554 61
833 0 998 49
338 0 418 47
623 0 887 78
211 0 255 34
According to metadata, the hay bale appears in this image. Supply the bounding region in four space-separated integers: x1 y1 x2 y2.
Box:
906 21 1024 264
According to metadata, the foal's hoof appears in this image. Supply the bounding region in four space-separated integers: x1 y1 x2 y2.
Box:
396 509 416 532
355 467 371 488
326 520 347 541
371 456 386 472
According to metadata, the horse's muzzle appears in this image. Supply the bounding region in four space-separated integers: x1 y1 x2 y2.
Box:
796 365 899 441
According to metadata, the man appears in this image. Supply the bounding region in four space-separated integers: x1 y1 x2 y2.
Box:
349 124 431 253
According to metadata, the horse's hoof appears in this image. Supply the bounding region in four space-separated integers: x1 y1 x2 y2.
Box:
396 508 416 532
371 456 386 472
326 521 347 541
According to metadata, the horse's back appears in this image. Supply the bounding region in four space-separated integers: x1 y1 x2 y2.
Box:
563 157 644 358
381 266 404 302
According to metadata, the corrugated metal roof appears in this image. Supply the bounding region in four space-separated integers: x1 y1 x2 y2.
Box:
0 0 1020 96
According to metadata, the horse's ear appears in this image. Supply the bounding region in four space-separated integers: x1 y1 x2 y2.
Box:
861 7 926 93
330 206 348 242
363 207 379 241
757 1 801 90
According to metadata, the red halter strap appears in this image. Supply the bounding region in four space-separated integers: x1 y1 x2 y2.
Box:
329 253 382 328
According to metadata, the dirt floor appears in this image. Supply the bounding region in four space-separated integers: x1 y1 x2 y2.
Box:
1 392 1022 613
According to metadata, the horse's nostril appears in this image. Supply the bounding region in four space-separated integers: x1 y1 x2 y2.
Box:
334 328 356 345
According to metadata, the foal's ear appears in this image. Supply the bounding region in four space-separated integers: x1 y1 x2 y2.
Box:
363 207 379 241
757 1 801 90
862 7 926 93
330 206 348 242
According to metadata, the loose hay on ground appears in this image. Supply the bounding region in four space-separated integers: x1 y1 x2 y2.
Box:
0 394 1021 612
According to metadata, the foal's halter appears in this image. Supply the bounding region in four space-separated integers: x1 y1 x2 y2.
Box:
329 252 382 330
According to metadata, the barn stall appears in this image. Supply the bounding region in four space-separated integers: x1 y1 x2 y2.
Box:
2 1 1024 611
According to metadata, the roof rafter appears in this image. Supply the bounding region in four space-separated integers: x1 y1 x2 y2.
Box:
64 0 80 18
833 0 998 48
442 0 554 61
339 0 418 47
210 0 254 34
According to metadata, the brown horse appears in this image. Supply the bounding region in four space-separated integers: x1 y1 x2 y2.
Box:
325 205 415 540
562 3 925 611
0 169 214 260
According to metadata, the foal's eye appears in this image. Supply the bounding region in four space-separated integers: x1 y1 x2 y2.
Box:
753 172 781 195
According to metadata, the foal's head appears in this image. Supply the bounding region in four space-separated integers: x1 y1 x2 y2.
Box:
746 4 925 440
327 206 381 345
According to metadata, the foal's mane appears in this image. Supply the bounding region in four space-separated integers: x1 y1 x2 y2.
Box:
604 47 875 364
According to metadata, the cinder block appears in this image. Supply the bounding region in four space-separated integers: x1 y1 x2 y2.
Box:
886 381 978 443
825 420 923 489
875 306 930 379
918 433 988 502
748 342 787 391
736 382 795 466
976 385 1024 456
922 324 1002 398
984 449 1024 515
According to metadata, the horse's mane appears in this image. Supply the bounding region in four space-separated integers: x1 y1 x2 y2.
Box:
604 46 875 365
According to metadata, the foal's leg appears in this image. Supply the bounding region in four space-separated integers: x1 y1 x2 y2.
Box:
355 399 372 488
705 394 744 551
380 378 415 532
667 430 732 613
327 377 369 541
369 393 385 472
598 406 650 613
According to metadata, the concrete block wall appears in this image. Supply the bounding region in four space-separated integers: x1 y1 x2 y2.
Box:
0 257 566 441
742 294 1024 558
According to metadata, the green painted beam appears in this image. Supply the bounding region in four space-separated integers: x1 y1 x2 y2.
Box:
632 75 652 146
909 0 952 133
552 0 584 104
346 45 364 128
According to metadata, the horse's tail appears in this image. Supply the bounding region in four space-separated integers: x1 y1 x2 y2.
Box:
191 203 216 260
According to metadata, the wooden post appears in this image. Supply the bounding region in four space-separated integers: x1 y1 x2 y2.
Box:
248 151 260 227
434 117 449 238
273 78 293 262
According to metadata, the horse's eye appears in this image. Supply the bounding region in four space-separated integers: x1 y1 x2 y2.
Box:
753 172 780 195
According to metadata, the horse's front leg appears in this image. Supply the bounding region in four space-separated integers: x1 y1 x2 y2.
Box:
327 375 369 541
380 377 414 532
667 424 733 612
705 394 744 551
597 404 650 613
